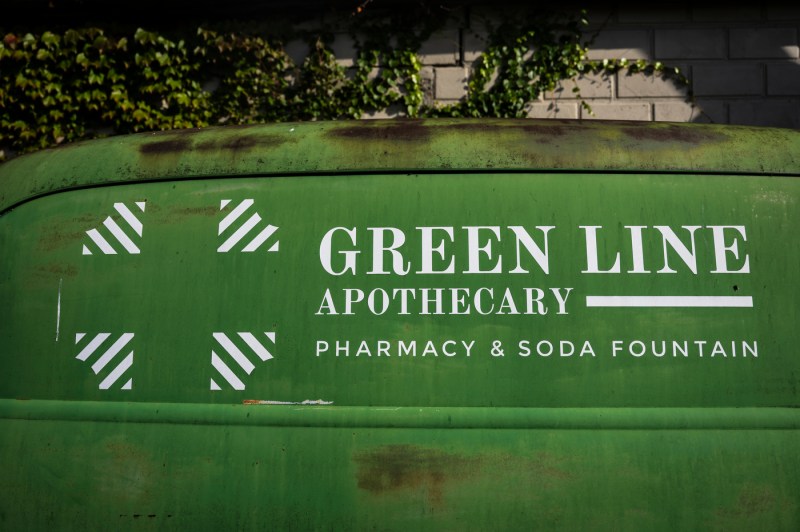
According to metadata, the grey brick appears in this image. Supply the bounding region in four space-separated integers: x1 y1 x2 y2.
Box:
581 103 651 121
420 66 435 106
730 28 798 59
693 64 763 96
463 30 489 63
617 8 689 23
545 73 612 100
655 30 726 59
767 63 800 95
581 8 616 30
362 104 403 119
692 7 761 22
586 30 651 60
526 102 579 119
729 101 800 128
418 31 459 65
435 67 468 100
285 40 310 66
330 34 356 67
654 100 726 123
618 69 690 98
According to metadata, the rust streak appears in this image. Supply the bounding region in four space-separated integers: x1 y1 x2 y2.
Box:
139 138 191 155
621 124 724 143
196 134 285 152
354 444 481 508
329 121 431 142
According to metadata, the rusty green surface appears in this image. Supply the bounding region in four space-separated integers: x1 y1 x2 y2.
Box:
1 119 800 214
1 120 799 529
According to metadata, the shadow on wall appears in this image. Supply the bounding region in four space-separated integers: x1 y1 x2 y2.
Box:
503 7 800 129
593 9 799 129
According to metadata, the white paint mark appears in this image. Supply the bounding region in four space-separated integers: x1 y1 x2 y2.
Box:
135 202 146 212
585 296 753 308
55 278 63 342
245 399 333 405
75 333 86 344
213 332 255 374
268 241 279 252
242 224 278 252
99 352 133 389
114 203 143 236
122 379 132 390
218 198 254 234
218 212 261 252
210 379 221 391
82 245 91 255
264 332 275 343
92 333 134 374
103 217 140 254
238 332 273 361
289 128 295 132
76 333 111 361
211 351 245 390
220 199 231 209
86 229 116 254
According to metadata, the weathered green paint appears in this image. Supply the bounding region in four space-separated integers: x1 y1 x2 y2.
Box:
2 119 800 214
1 119 799 529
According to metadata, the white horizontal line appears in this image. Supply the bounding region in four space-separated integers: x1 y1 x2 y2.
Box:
586 296 753 308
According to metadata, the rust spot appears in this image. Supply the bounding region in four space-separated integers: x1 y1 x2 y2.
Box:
520 124 568 137
168 206 219 217
354 444 481 508
34 263 78 278
195 134 285 152
329 121 431 142
621 124 724 143
711 484 792 528
139 138 191 155
38 229 85 251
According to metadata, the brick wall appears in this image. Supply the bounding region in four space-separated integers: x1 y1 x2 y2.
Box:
348 5 800 128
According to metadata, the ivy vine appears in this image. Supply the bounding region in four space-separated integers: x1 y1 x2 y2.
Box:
0 9 687 161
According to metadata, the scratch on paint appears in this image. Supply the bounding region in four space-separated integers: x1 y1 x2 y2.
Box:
243 399 333 405
55 278 63 342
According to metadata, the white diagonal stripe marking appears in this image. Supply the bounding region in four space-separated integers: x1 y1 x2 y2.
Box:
114 203 143 237
239 332 273 361
99 352 133 389
76 333 111 361
103 217 140 254
86 229 116 254
242 224 278 252
211 351 245 390
218 213 261 252
218 199 254 235
92 333 134 374
213 332 255 374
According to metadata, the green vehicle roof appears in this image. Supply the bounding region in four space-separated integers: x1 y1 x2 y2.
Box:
1 119 799 213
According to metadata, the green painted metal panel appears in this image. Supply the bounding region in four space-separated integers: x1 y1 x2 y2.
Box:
0 120 798 529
